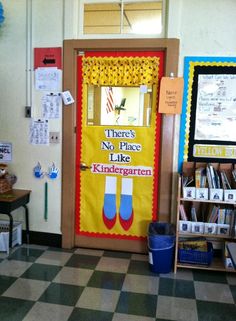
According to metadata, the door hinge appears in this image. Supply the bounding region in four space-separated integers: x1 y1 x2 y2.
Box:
74 127 77 134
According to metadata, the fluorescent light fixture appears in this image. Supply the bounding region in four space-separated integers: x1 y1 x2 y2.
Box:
131 19 162 34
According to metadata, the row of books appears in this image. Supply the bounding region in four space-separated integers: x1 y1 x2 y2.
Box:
179 204 235 224
207 206 233 224
179 205 201 222
179 204 202 222
179 205 236 236
188 163 236 189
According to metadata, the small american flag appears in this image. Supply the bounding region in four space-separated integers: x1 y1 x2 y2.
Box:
105 87 114 113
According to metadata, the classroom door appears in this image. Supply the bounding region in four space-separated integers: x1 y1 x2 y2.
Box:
75 51 164 251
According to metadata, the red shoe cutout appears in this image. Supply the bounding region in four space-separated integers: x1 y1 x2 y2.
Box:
119 209 133 231
103 208 116 229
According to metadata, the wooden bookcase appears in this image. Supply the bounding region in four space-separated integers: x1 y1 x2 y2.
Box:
174 162 236 273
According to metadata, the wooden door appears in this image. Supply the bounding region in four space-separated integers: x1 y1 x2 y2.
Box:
61 39 179 251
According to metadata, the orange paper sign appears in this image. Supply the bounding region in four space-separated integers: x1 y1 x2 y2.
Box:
158 77 184 114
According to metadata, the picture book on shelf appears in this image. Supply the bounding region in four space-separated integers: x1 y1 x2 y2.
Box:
182 175 194 187
232 169 236 183
207 205 219 223
206 163 221 189
229 209 236 237
225 209 232 225
179 204 188 221
195 167 206 188
218 208 226 224
191 206 197 222
220 170 231 189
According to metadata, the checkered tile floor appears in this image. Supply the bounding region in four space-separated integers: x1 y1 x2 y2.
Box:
0 244 235 321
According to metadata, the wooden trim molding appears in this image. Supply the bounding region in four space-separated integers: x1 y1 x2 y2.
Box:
62 38 179 249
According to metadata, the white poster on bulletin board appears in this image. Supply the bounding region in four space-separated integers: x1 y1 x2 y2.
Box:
195 74 236 141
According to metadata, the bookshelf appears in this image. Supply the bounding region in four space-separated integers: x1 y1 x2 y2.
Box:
174 162 236 273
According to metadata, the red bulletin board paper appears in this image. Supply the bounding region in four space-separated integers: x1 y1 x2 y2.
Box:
34 47 62 69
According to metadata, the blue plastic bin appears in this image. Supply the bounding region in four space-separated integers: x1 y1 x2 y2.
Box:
178 242 213 266
148 222 175 273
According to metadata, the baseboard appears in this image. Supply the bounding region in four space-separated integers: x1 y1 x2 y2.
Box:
22 230 62 248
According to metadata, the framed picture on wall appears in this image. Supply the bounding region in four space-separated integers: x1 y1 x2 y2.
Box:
178 56 236 170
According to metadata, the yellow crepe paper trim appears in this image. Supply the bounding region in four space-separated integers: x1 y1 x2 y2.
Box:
82 56 159 86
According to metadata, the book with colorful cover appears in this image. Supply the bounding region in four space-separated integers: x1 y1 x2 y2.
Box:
218 208 226 224
195 167 206 188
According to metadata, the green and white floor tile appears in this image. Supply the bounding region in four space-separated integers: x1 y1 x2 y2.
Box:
0 244 235 321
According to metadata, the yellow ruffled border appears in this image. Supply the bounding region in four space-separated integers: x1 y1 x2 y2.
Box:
82 56 160 86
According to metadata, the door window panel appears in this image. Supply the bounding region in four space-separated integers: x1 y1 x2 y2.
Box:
87 85 153 126
83 1 164 36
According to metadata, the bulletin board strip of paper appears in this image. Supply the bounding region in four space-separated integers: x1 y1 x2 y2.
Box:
178 57 236 172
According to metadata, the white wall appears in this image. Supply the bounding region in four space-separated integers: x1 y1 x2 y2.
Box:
168 0 236 73
0 0 235 235
0 0 66 234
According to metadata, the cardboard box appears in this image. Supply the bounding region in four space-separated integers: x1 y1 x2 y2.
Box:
209 188 223 201
0 220 22 253
217 224 230 236
179 220 192 233
183 187 196 199
196 188 208 200
191 222 204 234
225 257 234 269
224 189 236 202
204 223 217 235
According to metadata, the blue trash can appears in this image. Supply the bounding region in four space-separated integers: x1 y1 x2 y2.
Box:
148 222 175 273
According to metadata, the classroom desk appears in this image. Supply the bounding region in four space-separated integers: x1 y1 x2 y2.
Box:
0 189 31 248
227 242 236 270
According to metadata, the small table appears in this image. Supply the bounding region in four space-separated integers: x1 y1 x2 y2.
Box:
0 189 31 248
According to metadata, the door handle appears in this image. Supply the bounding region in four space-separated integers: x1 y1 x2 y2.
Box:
80 162 91 171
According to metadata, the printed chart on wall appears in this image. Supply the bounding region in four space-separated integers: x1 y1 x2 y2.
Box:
76 51 164 239
178 56 236 171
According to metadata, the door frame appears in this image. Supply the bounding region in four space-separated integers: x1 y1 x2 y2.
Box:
62 38 179 249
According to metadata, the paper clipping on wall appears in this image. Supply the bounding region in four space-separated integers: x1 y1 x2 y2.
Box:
35 67 61 91
30 119 49 145
42 93 61 119
195 74 236 141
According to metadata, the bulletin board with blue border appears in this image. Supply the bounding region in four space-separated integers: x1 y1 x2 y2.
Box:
178 56 236 172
